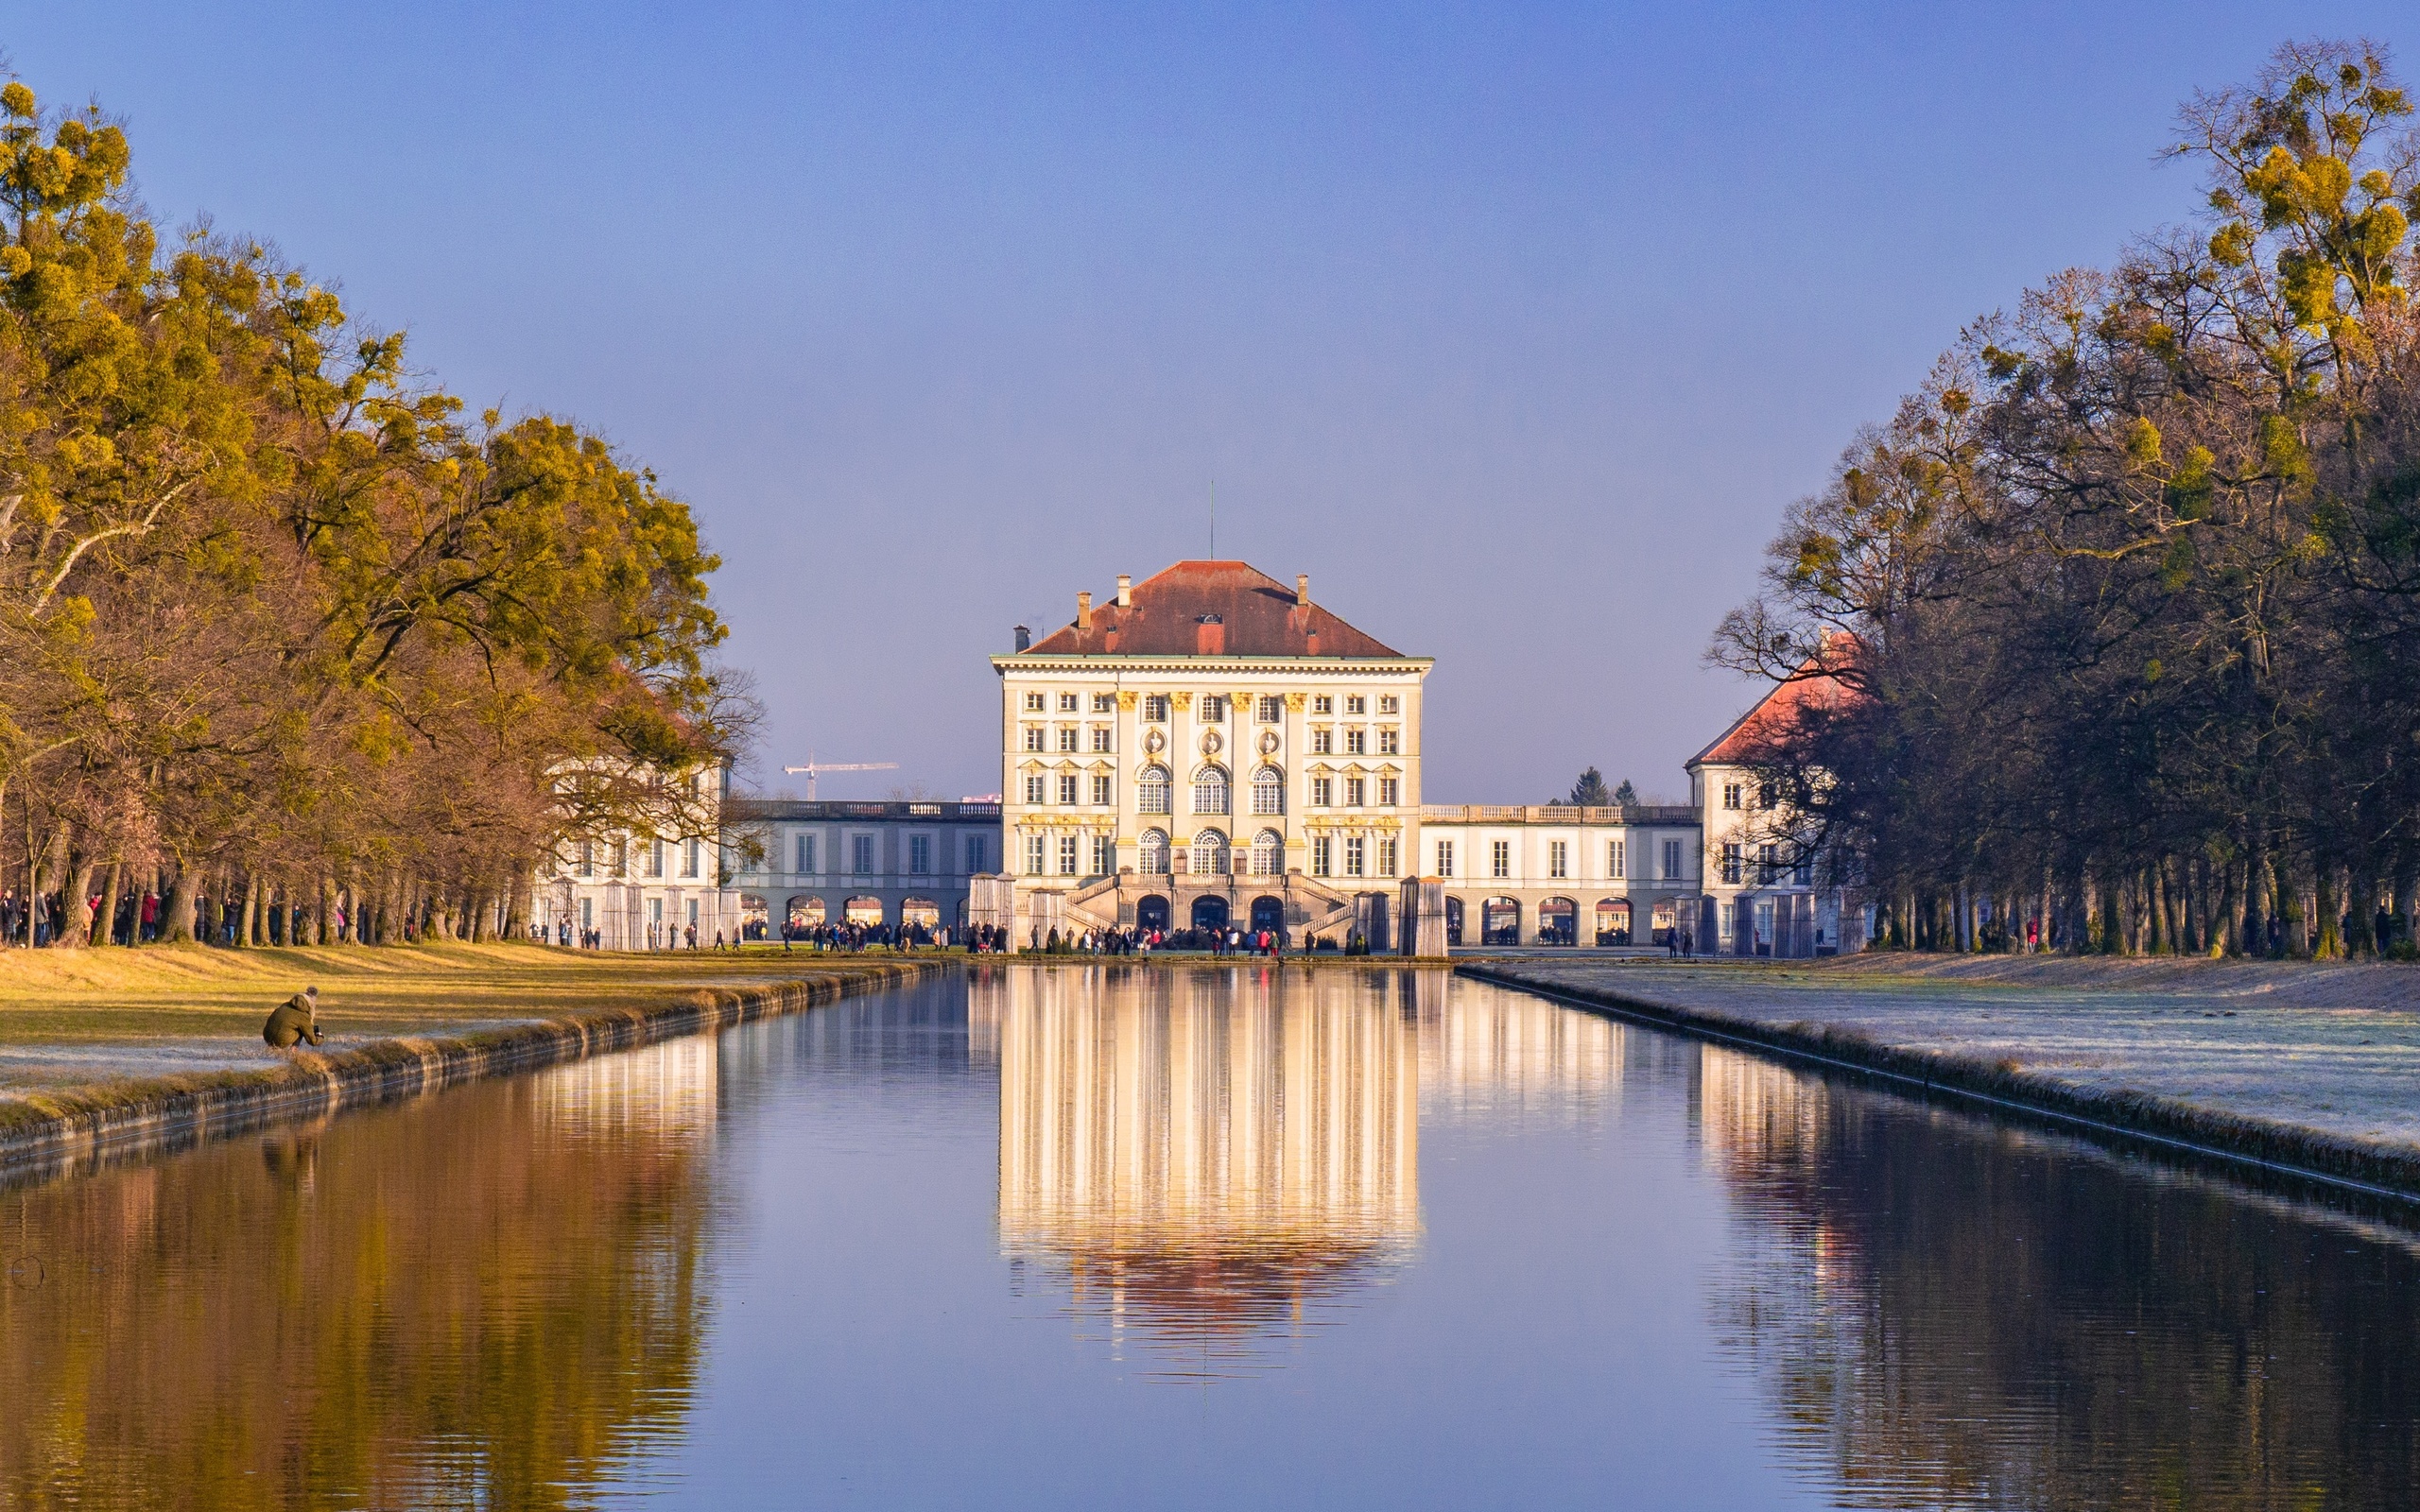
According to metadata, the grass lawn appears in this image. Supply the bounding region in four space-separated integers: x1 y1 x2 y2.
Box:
0 942 940 1093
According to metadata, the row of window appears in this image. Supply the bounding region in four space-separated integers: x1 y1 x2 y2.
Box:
776 832 990 878
1019 829 1400 879
1432 837 1684 881
1018 690 1404 721
569 835 708 880
1017 765 1398 813
1018 722 1400 756
1717 843 1814 886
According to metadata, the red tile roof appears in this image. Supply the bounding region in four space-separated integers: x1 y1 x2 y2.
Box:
1689 650 1860 767
1022 561 1405 659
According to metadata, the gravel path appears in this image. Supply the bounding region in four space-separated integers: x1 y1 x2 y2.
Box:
1475 956 2420 1160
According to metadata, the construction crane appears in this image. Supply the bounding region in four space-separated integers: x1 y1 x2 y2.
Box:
781 754 899 799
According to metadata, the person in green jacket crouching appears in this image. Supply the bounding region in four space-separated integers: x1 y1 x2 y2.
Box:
264 987 325 1048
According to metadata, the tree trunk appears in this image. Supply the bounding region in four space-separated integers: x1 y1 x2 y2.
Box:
94 862 123 946
161 858 200 944
52 846 101 950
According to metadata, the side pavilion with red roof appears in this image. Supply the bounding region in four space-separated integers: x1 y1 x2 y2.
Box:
1687 658 1866 958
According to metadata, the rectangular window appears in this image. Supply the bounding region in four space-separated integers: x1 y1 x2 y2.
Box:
853 833 876 874
1023 728 1045 751
1436 840 1455 877
1345 729 1366 755
1024 774 1046 804
1058 692 1078 712
1377 777 1398 807
1344 836 1366 876
1023 692 1045 712
1378 728 1399 754
680 839 699 878
1090 773 1112 806
1665 839 1684 880
1059 835 1079 874
1345 696 1366 714
1201 695 1227 722
1027 834 1046 874
796 833 816 874
1090 727 1112 752
1058 728 1079 752
644 838 664 878
1721 843 1742 885
1378 695 1399 713
1345 777 1365 807
1311 835 1332 876
1757 843 1776 884
1723 782 1743 811
1311 729 1333 754
965 834 988 873
1492 839 1511 879
1549 840 1568 879
1609 838 1625 879
1093 835 1115 875
1144 695 1170 722
1377 836 1397 877
909 834 932 874
1792 854 1813 886
580 898 593 930
1313 695 1333 714
1092 692 1115 713
1057 773 1079 805
1258 695 1283 722
578 841 594 878
1311 776 1333 806
614 839 629 878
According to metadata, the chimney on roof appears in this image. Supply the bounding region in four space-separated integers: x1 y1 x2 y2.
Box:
1196 614 1225 656
1077 591 1093 631
1013 625 1029 652
1116 574 1132 608
1296 574 1310 608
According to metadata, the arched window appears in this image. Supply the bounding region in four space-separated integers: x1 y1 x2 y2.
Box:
1251 829 1284 876
1252 765 1286 816
1191 829 1229 874
1138 765 1172 815
1138 829 1170 874
1193 764 1230 816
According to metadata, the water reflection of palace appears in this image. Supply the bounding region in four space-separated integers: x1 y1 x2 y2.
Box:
978 965 1417 1370
975 966 1628 1373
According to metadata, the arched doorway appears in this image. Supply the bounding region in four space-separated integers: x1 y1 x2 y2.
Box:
1136 895 1171 933
738 894 769 941
1191 895 1231 934
1445 896 1464 946
901 897 940 942
1481 896 1521 946
1595 898 1632 946
844 895 886 927
786 896 824 933
1651 899 1679 947
1250 895 1286 936
1538 897 1578 946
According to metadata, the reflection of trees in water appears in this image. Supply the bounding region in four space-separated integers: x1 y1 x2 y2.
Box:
983 966 1419 1376
1698 1046 2420 1510
0 1037 717 1510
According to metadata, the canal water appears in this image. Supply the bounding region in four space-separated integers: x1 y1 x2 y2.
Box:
3 965 2416 1509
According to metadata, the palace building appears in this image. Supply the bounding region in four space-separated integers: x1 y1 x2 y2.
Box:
981 561 1429 945
975 558 1869 955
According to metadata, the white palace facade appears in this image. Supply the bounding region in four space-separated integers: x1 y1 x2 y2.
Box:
596 558 1867 957
976 559 1870 956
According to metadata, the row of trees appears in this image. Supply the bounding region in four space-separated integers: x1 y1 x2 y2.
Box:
1717 40 2420 957
0 80 747 949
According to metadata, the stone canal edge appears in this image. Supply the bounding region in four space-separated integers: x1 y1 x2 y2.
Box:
0 958 944 1184
1458 961 2420 1207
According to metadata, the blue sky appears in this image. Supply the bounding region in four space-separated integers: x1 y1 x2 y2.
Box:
19 4 2411 799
